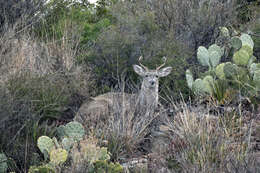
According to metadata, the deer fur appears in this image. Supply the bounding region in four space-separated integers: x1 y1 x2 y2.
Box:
74 56 172 128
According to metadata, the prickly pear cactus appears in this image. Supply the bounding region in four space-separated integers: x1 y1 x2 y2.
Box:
223 62 238 79
62 137 74 151
233 49 250 66
230 36 242 50
37 136 55 160
98 147 111 161
219 27 230 38
192 79 205 95
197 46 210 67
241 45 253 57
248 56 257 67
253 70 260 90
185 69 194 89
249 63 260 75
208 44 222 67
240 33 254 48
203 75 214 94
56 125 66 139
49 148 68 165
64 121 85 142
216 63 226 79
91 160 124 173
0 153 8 173
28 164 55 173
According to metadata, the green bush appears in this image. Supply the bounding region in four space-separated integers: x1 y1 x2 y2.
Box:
7 74 70 120
80 1 192 100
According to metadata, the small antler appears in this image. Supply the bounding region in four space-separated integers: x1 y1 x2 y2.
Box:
138 56 149 71
156 56 167 70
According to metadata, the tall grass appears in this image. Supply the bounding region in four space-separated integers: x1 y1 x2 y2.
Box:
157 102 259 173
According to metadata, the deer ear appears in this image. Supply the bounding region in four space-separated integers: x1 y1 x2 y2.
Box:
133 65 145 76
158 67 172 77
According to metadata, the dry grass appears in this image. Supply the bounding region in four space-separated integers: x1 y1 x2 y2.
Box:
0 22 93 172
155 102 260 173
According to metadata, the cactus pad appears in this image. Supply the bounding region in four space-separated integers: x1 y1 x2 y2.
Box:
56 125 66 139
192 79 205 95
219 27 230 38
28 164 55 173
62 137 75 151
203 75 214 94
208 44 222 67
49 148 68 165
240 33 254 48
185 69 194 89
0 153 8 173
253 70 260 85
240 45 253 57
223 62 238 79
230 36 242 50
37 136 55 159
249 63 260 75
248 56 257 67
197 46 210 67
216 63 226 79
233 49 250 66
64 121 85 141
208 44 223 56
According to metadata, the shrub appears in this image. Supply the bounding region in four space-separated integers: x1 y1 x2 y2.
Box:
82 1 192 100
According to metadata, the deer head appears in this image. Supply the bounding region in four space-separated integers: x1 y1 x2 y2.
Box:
133 56 172 108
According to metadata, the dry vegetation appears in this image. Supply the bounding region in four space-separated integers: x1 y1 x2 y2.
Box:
0 0 259 173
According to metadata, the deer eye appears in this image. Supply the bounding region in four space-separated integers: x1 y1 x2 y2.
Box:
155 75 159 78
145 75 149 77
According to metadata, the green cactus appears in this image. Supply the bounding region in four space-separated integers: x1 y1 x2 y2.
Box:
219 27 230 38
240 33 254 48
0 153 8 173
197 46 210 67
249 63 260 75
230 36 242 50
37 136 55 160
240 45 253 57
61 137 74 151
223 62 238 79
253 70 260 90
91 160 124 173
233 49 250 66
187 27 259 103
49 148 68 165
192 79 205 95
56 125 66 139
185 69 194 89
248 56 257 67
64 121 85 142
208 44 222 67
216 63 226 79
98 147 111 161
203 75 214 94
28 164 55 173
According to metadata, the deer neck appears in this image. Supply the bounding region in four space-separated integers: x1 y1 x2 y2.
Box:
139 83 158 108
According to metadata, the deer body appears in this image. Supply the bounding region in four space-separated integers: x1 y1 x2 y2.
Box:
74 57 172 128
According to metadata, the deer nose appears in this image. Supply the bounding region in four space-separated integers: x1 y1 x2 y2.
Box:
150 81 155 85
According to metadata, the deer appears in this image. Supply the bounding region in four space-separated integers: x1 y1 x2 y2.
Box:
74 56 172 130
